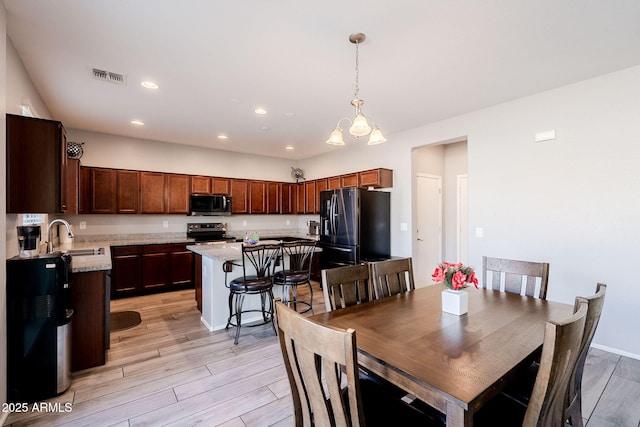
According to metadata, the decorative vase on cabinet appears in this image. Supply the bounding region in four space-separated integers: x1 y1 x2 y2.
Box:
441 289 468 316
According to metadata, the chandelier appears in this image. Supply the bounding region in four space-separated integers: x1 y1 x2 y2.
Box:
326 33 387 146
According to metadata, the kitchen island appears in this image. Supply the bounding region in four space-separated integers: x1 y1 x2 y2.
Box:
188 237 319 331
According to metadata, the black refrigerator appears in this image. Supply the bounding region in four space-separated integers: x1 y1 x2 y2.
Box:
319 187 390 269
6 253 73 402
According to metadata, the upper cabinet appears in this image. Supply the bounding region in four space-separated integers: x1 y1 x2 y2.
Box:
191 176 212 194
73 166 393 215
358 168 393 188
6 114 68 213
166 174 190 214
140 172 166 214
230 179 249 214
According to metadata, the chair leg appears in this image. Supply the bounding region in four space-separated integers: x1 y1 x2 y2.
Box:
268 289 277 336
568 392 584 427
260 292 269 323
291 284 298 311
307 281 313 312
225 292 234 330
233 293 245 345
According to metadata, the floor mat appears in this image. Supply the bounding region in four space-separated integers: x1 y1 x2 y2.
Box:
110 310 142 332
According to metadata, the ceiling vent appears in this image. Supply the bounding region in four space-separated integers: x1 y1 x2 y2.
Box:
92 68 126 85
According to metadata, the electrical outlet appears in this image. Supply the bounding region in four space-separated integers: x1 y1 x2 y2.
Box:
163 221 169 228
286 220 291 226
79 221 86 230
242 220 247 227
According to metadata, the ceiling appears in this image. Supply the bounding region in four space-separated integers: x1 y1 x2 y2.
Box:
5 1 640 160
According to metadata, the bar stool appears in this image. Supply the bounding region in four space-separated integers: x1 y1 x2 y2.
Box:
273 240 317 313
225 243 281 345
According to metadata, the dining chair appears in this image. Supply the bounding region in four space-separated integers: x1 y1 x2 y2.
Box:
474 299 588 426
225 243 281 345
274 300 443 427
369 258 415 299
482 256 550 299
273 240 317 313
501 283 607 425
565 283 607 426
321 264 373 312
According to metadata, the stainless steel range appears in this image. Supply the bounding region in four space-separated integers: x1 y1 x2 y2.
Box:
187 222 236 243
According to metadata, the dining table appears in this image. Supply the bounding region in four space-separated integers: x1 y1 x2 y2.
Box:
311 284 574 427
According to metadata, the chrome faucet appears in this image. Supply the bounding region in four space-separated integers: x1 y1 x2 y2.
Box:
46 219 74 253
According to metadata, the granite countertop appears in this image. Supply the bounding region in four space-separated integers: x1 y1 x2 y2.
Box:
60 232 319 273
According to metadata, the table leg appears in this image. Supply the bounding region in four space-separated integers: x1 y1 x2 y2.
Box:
446 401 472 427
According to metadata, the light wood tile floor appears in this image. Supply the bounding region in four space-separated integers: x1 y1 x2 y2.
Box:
4 283 640 426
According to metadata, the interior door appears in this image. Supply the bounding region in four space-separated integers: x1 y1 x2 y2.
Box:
415 174 443 288
457 174 469 264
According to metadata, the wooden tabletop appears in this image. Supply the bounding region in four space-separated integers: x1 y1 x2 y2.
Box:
311 284 573 427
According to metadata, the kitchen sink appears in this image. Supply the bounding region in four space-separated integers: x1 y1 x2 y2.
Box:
64 247 105 256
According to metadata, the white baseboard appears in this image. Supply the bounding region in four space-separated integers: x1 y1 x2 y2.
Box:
591 343 640 360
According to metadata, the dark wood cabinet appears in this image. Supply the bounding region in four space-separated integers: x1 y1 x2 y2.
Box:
230 179 249 213
66 158 80 214
111 245 142 297
141 247 170 290
79 166 91 214
296 183 306 213
111 243 194 298
212 177 231 195
340 173 359 188
169 244 194 286
359 168 393 188
71 271 106 371
191 175 212 194
249 180 267 214
7 114 67 213
327 176 341 190
116 170 139 214
90 168 117 213
305 181 317 213
281 183 294 214
140 171 166 213
267 182 280 214
166 174 190 214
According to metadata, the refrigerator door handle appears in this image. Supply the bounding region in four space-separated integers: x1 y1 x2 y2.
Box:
330 193 338 236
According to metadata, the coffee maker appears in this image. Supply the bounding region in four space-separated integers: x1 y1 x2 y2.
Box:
17 225 41 258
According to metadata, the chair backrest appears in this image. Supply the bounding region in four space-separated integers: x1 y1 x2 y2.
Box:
280 240 317 274
370 258 415 299
523 300 587 426
482 256 550 299
321 264 373 312
566 283 607 422
275 300 365 427
241 243 281 280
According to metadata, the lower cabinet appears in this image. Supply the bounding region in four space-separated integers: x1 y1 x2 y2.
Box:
111 243 194 298
71 270 107 371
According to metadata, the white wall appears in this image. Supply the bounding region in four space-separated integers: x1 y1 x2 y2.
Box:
301 66 640 358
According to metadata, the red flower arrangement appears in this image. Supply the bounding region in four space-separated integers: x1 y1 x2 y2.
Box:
431 262 479 291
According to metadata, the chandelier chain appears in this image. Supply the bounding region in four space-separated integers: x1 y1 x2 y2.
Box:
353 40 360 100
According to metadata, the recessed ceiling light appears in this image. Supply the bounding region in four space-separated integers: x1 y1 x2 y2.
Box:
254 107 268 115
285 145 295 150
130 120 144 126
140 81 158 89
284 112 295 119
217 134 229 140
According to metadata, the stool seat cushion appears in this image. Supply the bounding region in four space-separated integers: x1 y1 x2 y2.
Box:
274 270 310 285
229 276 272 292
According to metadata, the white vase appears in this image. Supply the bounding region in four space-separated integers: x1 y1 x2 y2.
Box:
441 289 468 315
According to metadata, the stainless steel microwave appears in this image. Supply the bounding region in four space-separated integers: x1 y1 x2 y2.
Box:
189 194 232 216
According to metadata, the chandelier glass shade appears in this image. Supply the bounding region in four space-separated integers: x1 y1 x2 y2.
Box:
326 33 387 146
